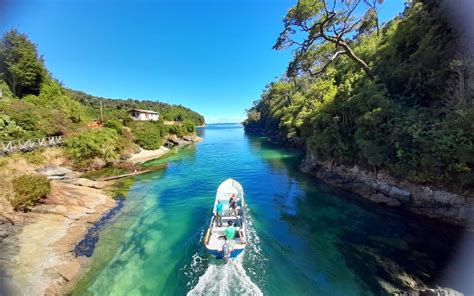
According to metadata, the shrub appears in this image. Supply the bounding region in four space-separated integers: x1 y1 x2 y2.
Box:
183 120 196 133
65 128 122 164
130 121 165 150
11 175 50 211
104 119 123 134
0 114 25 140
167 125 186 138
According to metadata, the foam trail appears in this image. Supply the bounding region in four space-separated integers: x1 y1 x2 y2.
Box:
186 256 263 296
187 212 264 296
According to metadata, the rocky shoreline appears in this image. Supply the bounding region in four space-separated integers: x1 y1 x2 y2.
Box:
246 128 474 229
0 174 116 295
301 152 474 229
0 133 202 295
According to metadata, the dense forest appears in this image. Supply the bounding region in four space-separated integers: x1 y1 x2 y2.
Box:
0 29 204 166
244 0 474 193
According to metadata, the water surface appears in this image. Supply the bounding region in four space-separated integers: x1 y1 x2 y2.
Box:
73 123 472 295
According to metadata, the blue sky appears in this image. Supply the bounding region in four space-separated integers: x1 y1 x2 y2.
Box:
2 0 405 123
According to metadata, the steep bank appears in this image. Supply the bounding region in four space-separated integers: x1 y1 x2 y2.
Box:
247 128 474 229
242 0 473 229
301 152 474 229
0 177 116 295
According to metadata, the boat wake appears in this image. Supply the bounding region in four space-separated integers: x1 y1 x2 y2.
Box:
186 213 264 296
186 256 263 296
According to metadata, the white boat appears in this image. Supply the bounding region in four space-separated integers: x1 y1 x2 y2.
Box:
203 178 247 262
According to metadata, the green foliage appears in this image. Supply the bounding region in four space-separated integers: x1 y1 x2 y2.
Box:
10 175 50 211
0 114 24 140
25 77 89 124
23 149 46 165
0 29 46 97
183 120 196 133
104 119 122 134
167 125 185 138
166 121 194 138
129 121 165 150
0 29 202 149
0 79 14 99
245 0 474 192
65 128 122 164
68 89 205 126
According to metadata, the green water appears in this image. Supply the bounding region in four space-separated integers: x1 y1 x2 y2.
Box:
73 123 471 295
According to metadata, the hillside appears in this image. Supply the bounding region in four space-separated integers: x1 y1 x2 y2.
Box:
244 0 473 194
243 0 474 227
0 29 204 162
68 89 204 126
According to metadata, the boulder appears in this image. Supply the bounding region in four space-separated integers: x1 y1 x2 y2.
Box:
388 187 412 202
377 182 392 196
37 166 73 179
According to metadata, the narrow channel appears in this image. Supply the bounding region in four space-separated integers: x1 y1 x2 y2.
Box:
72 123 473 295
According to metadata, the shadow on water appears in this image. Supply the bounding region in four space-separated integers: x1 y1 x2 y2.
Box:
245 131 473 294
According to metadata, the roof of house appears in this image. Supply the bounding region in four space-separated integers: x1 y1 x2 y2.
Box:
128 108 159 114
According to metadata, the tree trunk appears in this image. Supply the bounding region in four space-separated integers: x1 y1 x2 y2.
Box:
340 42 374 79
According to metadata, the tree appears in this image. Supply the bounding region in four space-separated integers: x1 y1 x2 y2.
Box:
359 0 384 36
273 0 377 78
0 29 46 97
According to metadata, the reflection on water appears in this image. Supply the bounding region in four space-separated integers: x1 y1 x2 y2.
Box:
73 123 474 295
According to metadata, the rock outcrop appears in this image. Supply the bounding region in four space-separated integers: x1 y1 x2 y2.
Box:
301 152 474 228
164 134 202 147
0 170 117 295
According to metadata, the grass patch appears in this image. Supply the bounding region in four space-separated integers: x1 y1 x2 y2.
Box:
23 149 46 165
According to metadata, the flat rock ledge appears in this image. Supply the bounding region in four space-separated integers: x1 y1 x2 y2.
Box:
128 146 170 164
300 152 474 229
0 173 116 295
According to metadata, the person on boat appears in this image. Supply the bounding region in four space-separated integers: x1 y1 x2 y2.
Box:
229 194 237 216
224 220 236 241
215 200 224 227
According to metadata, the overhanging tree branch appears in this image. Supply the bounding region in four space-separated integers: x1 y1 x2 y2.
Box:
274 0 379 79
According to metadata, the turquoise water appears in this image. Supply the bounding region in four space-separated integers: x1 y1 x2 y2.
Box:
74 123 471 295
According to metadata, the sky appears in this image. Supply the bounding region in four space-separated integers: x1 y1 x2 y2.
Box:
1 0 405 123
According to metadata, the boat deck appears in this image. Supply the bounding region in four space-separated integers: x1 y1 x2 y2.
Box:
207 211 246 251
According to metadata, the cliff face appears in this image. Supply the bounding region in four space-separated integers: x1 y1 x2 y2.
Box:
301 151 474 228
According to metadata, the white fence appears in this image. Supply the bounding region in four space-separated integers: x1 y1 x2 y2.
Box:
0 136 62 155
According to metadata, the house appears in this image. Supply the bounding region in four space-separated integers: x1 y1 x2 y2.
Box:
128 109 159 121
